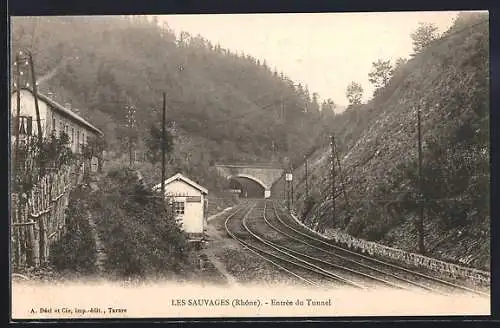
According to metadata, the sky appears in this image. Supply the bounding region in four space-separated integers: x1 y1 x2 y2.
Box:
159 11 462 108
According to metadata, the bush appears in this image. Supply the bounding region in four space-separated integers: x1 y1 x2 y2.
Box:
49 187 97 276
89 167 193 279
301 194 317 220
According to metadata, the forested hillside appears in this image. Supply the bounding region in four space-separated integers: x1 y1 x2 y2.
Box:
11 15 335 190
287 12 490 270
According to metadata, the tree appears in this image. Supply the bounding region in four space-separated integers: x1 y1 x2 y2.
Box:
11 16 329 189
320 98 336 122
310 92 320 113
368 59 393 91
177 31 191 47
321 98 335 113
15 133 74 194
392 57 408 74
410 22 439 54
346 82 363 106
145 122 175 164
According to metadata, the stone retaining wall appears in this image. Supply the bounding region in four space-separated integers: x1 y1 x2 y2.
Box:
286 208 489 285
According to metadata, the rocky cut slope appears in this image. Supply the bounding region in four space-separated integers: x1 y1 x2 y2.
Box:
290 12 490 270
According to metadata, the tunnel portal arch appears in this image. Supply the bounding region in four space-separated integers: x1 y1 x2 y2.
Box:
228 174 270 198
228 174 270 190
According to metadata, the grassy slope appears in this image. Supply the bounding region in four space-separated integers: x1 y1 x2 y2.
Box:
287 13 489 270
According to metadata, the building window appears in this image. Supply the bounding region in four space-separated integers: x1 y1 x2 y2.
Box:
60 122 64 136
52 118 56 134
173 201 185 216
71 127 74 147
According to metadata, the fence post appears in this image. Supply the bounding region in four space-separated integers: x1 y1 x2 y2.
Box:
26 202 36 267
20 205 27 266
12 193 20 267
38 214 46 265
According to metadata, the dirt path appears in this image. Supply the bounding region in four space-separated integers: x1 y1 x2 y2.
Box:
201 212 240 285
87 211 107 274
201 248 239 287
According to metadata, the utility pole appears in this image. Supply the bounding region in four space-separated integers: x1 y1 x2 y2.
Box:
25 50 45 176
334 146 352 221
125 103 136 167
27 51 43 146
283 167 287 204
161 92 166 196
330 134 336 227
283 169 286 201
286 169 289 211
290 165 294 208
28 50 46 264
416 104 425 255
281 93 290 210
285 170 292 211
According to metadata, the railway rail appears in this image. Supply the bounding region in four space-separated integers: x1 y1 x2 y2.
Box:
268 200 489 297
225 203 366 288
223 199 489 298
255 203 440 292
224 203 321 287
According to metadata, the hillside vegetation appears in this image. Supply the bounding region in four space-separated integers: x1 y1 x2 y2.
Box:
288 12 490 270
50 168 197 279
11 15 335 191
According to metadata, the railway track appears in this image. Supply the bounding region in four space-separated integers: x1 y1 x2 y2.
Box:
225 203 363 288
267 200 489 297
248 202 449 294
223 199 489 297
253 203 436 292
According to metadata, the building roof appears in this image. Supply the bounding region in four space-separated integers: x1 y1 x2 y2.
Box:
153 173 208 195
12 87 104 136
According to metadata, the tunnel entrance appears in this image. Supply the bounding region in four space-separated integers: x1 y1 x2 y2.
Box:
228 177 265 198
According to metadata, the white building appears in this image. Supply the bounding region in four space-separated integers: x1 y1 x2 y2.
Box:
11 87 104 174
154 173 208 240
11 87 103 154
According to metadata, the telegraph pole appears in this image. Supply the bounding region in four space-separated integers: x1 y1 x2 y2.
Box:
416 104 425 254
335 146 351 221
330 134 336 226
28 50 46 264
161 92 166 196
283 167 287 204
285 170 292 211
290 165 294 208
287 176 291 211
28 51 42 146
